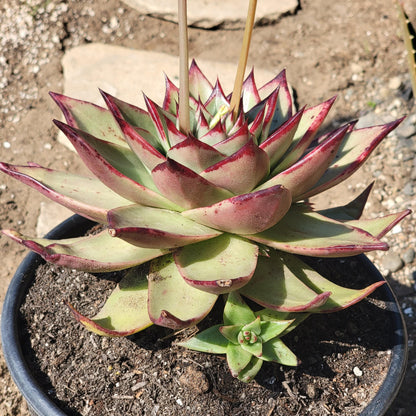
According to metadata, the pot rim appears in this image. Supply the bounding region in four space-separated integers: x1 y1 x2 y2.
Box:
0 214 408 416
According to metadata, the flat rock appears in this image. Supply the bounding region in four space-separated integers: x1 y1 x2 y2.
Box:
61 43 276 107
122 0 299 29
36 201 74 237
381 252 404 273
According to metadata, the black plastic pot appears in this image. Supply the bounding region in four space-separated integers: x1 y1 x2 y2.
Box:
1 215 408 416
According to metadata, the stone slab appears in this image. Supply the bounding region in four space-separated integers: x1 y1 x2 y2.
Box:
36 202 74 237
122 0 299 29
61 43 276 109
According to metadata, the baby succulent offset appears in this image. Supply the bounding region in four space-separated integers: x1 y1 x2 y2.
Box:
178 292 301 383
0 62 410 376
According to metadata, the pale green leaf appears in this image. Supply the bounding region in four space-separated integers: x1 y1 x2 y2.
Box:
226 343 253 377
262 338 298 366
175 235 258 294
177 325 228 354
67 267 151 336
148 255 218 329
2 229 167 272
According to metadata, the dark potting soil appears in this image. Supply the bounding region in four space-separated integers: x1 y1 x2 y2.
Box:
19 255 393 416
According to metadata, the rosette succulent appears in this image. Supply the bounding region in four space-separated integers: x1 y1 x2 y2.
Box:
179 292 302 383
0 0 410 382
1 61 409 331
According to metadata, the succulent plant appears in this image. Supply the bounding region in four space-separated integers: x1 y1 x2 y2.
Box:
0 0 410 382
178 291 302 383
1 61 409 333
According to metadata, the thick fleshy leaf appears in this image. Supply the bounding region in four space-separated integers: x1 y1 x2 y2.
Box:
151 158 233 210
274 252 385 313
167 135 225 173
115 116 166 171
249 105 266 140
259 108 304 169
0 163 131 223
246 205 388 257
147 255 217 329
219 324 243 344
242 316 262 335
174 234 259 294
204 80 229 116
258 310 309 336
224 291 256 326
201 140 270 194
313 120 357 147
273 97 336 173
226 110 246 136
55 120 179 210
66 267 152 337
99 90 160 147
194 102 211 138
301 119 404 199
143 96 171 152
162 74 179 113
189 59 214 103
237 356 263 382
50 92 128 147
182 185 292 234
344 210 411 239
262 338 298 366
227 344 253 377
257 124 349 199
213 122 251 156
2 229 167 272
247 88 281 140
240 339 263 358
259 320 294 343
57 120 156 190
258 69 293 127
165 117 188 147
318 182 374 221
240 249 332 312
199 120 227 146
241 70 261 112
257 88 280 143
177 324 228 353
107 204 222 248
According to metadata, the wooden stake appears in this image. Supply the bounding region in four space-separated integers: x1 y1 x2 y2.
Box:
229 0 257 119
178 0 190 134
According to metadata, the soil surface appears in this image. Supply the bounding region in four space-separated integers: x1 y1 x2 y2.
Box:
21 255 393 416
0 0 415 415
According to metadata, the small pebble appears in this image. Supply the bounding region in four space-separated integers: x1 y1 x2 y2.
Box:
178 366 210 394
391 224 403 234
388 76 402 90
353 366 363 377
402 248 415 264
381 252 404 272
131 381 148 391
403 182 414 196
306 383 316 399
